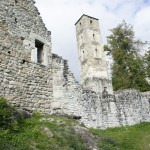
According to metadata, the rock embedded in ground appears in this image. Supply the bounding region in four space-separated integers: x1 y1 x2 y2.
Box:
73 125 100 150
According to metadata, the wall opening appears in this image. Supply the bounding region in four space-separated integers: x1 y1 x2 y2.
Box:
15 18 17 23
95 49 97 57
15 0 18 4
90 20 92 24
21 59 26 64
35 39 44 64
93 34 95 39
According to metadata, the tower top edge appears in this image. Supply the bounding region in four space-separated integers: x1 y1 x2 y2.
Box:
75 14 99 25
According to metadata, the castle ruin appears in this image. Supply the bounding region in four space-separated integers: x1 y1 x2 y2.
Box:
0 0 150 129
75 15 113 94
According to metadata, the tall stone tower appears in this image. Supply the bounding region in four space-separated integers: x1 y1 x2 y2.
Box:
75 14 113 94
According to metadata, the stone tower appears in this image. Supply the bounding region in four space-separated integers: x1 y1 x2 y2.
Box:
75 14 113 94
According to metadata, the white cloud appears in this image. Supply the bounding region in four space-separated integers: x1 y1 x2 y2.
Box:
34 0 150 81
134 6 150 41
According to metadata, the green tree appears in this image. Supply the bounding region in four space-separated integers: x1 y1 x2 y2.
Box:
104 21 150 91
146 50 150 78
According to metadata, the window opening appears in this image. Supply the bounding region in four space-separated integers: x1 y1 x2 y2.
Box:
15 0 18 3
22 59 26 64
93 34 95 38
80 22 81 25
95 49 98 57
90 20 92 24
15 18 17 23
35 39 44 64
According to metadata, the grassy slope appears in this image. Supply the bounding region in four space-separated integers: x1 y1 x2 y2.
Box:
0 97 150 150
0 114 88 150
0 114 150 150
91 122 150 150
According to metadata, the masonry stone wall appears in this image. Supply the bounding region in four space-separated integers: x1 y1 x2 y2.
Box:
1 0 51 65
1 0 50 40
52 53 150 129
52 54 82 116
0 0 53 113
75 15 113 94
74 90 150 129
0 0 150 129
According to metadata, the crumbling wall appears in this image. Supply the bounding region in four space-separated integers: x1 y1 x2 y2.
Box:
52 54 82 116
0 0 51 64
0 0 149 129
52 59 150 129
114 90 150 126
0 0 53 113
79 90 150 129
1 0 50 40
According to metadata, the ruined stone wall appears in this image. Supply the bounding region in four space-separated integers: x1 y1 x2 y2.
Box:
1 0 51 64
52 53 150 129
0 0 149 129
79 89 150 129
1 0 50 40
0 0 53 113
75 15 113 94
114 90 150 126
52 54 82 116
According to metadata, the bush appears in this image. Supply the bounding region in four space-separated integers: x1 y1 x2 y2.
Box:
0 97 24 130
0 97 15 129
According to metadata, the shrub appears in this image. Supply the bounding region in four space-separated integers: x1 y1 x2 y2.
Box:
0 97 15 129
0 97 24 130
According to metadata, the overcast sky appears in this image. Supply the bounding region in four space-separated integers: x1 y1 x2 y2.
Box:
34 0 150 81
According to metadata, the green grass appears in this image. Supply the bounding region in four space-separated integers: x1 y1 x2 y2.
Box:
90 122 150 150
0 97 88 150
0 97 150 150
0 113 88 150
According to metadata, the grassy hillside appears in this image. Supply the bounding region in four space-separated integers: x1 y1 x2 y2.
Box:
91 122 150 150
0 97 150 150
0 114 89 150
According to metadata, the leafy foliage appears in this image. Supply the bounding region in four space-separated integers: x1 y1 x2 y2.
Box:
0 97 24 130
104 21 150 91
146 50 150 78
0 97 15 129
